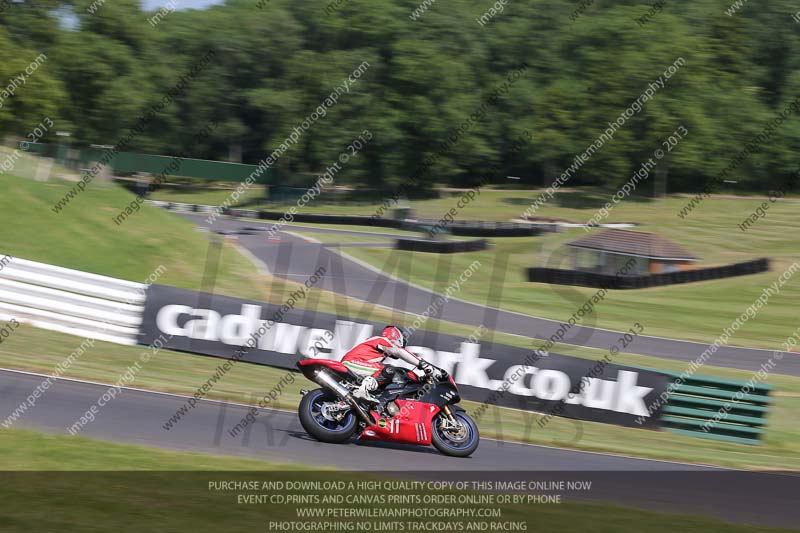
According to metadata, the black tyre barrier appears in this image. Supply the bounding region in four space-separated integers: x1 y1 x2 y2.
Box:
249 210 404 228
395 238 489 253
527 258 770 289
449 224 542 237
150 201 216 214
226 208 543 235
215 229 260 236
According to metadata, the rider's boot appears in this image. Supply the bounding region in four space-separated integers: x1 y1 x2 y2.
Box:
352 376 379 404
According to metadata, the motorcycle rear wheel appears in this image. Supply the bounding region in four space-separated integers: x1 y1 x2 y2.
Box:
431 410 480 457
298 388 358 444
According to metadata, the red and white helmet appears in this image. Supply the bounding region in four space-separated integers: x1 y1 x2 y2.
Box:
381 326 409 348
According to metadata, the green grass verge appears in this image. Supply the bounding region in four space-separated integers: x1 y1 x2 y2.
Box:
0 427 309 471
0 174 264 300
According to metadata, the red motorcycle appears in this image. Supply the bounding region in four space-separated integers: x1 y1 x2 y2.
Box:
296 358 479 457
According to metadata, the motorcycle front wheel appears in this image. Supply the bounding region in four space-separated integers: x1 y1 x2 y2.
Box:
431 410 480 457
298 388 358 443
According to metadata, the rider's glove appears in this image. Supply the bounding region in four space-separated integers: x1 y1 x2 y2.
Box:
418 360 439 378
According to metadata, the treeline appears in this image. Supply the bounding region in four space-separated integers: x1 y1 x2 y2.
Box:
2 0 800 194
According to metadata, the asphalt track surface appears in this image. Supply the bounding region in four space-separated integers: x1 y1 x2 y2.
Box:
0 369 693 471
186 214 800 377
3 368 798 527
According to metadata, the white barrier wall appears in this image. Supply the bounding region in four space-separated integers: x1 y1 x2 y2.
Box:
0 256 145 345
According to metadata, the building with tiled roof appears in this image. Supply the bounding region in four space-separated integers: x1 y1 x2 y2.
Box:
566 228 699 276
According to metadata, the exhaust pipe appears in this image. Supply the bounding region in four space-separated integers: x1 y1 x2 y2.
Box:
314 368 351 398
313 368 374 426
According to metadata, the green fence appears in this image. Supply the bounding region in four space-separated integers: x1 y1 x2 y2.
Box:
23 142 275 182
659 371 773 445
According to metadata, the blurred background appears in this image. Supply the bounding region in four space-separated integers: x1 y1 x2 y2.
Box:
3 0 800 196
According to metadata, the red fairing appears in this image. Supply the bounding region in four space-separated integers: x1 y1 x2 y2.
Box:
297 359 350 373
360 400 440 445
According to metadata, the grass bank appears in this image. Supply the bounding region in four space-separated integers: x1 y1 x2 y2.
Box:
0 173 263 300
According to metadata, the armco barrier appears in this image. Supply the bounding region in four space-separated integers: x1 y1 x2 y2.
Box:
527 258 770 289
0 255 145 345
395 238 489 253
660 371 773 445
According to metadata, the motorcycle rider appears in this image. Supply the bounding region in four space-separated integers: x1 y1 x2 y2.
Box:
341 326 440 403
